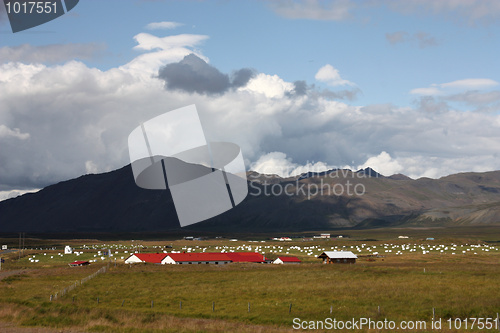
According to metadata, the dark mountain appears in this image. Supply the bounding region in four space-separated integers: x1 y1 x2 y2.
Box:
1 165 500 233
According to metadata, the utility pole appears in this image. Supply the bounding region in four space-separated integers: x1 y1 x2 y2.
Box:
18 232 21 259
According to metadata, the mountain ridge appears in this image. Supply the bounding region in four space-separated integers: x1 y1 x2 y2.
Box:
1 165 500 233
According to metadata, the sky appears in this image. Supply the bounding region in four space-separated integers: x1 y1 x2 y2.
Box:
1 0 500 200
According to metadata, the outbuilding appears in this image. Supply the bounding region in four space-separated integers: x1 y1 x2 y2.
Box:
124 253 167 264
317 251 357 264
273 256 301 264
68 260 89 267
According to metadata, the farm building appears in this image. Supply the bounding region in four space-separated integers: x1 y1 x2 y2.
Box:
225 252 268 263
68 260 89 267
162 253 231 265
124 253 167 264
124 252 268 265
273 256 301 264
317 251 357 264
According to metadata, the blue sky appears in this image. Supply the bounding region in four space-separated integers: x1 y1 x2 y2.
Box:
1 0 500 199
3 0 499 107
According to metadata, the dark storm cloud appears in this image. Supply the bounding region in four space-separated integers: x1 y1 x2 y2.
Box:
158 54 255 95
292 80 308 96
231 68 256 88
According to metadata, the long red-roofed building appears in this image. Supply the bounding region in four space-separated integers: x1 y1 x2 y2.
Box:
162 252 232 265
124 252 268 265
225 252 268 263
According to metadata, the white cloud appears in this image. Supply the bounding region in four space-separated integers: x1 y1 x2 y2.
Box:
240 73 294 99
386 31 439 48
250 152 335 177
145 21 183 30
411 79 499 96
132 33 209 52
385 0 500 26
441 79 498 90
0 43 106 64
270 0 500 26
1 32 500 193
410 86 442 96
357 151 403 177
122 33 209 77
0 189 39 202
270 0 353 21
315 64 354 87
0 125 30 140
85 161 100 174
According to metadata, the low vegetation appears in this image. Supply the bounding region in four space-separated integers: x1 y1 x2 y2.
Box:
0 231 499 332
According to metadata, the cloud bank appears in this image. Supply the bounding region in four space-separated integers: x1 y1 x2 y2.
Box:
270 0 500 26
1 31 500 196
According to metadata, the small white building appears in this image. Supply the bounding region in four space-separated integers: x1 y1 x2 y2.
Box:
64 246 73 254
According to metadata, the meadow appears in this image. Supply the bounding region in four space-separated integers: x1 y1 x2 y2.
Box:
0 229 499 332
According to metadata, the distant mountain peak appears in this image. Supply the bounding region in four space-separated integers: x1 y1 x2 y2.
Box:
355 167 384 178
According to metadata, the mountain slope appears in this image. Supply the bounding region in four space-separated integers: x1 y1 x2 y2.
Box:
1 166 500 233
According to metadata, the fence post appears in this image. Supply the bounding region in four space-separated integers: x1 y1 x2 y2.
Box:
121 300 125 307
180 301 182 309
212 302 215 312
330 305 333 314
289 303 292 314
151 300 154 308
432 308 435 321
248 302 250 313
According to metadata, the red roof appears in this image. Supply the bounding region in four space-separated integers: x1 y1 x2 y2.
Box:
277 256 301 263
225 252 267 263
134 253 168 263
69 260 89 265
167 253 231 262
131 252 268 264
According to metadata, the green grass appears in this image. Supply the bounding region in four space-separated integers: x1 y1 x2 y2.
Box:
1 234 500 332
1 251 500 332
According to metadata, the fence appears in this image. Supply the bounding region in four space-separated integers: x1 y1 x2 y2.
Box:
50 264 108 301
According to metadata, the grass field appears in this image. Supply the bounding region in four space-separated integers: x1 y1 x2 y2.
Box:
0 229 500 332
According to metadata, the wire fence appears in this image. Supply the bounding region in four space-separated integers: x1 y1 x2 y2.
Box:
50 264 108 301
